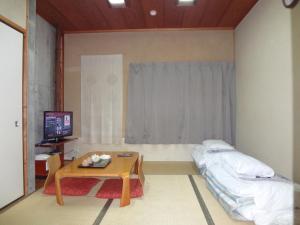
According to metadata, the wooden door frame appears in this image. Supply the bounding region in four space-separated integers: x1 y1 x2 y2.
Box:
55 29 64 111
0 1 29 195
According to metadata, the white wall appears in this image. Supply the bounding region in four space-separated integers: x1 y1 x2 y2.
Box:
0 0 27 29
292 4 300 183
235 0 293 178
64 30 234 161
64 140 197 161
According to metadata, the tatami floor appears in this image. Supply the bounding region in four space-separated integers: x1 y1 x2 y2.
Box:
0 162 255 225
35 161 199 190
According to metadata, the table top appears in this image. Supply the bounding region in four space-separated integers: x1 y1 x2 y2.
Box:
56 151 139 178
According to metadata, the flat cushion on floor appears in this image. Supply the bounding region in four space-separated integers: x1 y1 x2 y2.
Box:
43 178 99 196
96 179 143 199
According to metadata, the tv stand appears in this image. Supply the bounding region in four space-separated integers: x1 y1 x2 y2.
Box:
42 138 61 144
36 137 77 147
35 137 78 166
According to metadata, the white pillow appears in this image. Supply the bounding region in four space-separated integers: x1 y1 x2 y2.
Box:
220 151 275 178
202 139 235 151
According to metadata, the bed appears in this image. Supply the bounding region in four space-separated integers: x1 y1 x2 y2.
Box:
192 141 293 225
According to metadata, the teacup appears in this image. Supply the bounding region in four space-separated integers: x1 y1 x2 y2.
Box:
100 154 111 160
91 154 101 163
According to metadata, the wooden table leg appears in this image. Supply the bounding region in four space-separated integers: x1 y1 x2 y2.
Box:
120 174 130 207
55 172 64 205
133 157 139 174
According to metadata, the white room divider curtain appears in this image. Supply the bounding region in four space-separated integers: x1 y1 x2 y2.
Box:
81 55 123 144
126 61 235 144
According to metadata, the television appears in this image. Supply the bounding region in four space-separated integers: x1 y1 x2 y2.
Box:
43 111 73 142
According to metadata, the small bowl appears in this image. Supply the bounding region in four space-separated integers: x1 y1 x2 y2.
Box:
81 159 90 166
91 154 101 163
99 154 111 160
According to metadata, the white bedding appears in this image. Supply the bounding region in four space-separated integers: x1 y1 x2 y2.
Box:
253 209 293 225
192 142 294 225
207 164 293 224
202 139 235 150
191 145 206 168
207 164 259 197
219 151 274 179
191 145 234 169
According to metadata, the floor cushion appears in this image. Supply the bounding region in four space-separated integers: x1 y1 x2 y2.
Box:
44 177 99 196
96 179 143 199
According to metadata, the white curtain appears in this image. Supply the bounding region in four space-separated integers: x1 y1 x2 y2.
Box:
81 55 123 144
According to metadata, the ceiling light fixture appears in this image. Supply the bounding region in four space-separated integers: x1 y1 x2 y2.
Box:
149 10 157 16
108 0 126 8
177 0 196 6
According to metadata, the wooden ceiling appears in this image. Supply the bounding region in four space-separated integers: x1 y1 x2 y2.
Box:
37 0 257 32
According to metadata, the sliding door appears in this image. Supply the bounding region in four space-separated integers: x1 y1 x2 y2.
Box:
0 22 24 208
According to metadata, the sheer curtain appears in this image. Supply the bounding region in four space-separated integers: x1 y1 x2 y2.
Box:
126 62 235 144
81 55 123 144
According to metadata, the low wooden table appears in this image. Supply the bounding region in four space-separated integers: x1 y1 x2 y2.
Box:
55 151 139 207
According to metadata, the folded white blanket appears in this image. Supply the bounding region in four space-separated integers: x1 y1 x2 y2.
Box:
207 165 293 212
219 151 275 179
254 209 293 225
191 145 206 169
192 145 234 169
206 164 259 197
202 139 235 151
192 145 294 225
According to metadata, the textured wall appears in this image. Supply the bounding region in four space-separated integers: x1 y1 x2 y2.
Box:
27 5 56 192
35 15 56 144
235 0 293 178
27 0 37 194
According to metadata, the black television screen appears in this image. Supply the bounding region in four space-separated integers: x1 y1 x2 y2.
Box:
44 111 73 141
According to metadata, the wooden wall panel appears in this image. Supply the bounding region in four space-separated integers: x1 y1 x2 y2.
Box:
164 0 185 28
140 0 164 28
182 0 207 28
36 0 75 30
36 0 258 31
219 0 257 27
92 0 127 29
200 0 232 27
55 29 64 111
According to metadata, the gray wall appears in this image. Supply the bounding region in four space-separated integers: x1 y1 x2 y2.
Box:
27 0 37 193
27 0 56 192
35 15 56 144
